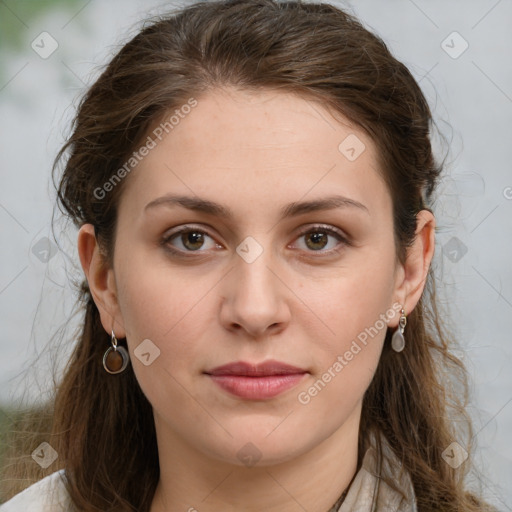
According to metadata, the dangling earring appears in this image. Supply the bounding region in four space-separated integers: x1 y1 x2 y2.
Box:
103 330 130 374
391 308 407 352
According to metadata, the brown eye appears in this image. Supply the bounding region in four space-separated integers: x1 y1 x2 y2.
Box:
293 225 349 255
163 228 218 253
180 231 206 251
304 231 329 251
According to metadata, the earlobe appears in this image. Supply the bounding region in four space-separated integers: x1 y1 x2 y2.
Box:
77 224 126 338
392 210 436 322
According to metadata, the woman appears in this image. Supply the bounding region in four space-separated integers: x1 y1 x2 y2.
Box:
0 0 496 510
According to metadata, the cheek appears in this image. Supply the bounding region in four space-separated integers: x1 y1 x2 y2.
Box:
114 253 217 378
294 255 396 409
114 266 209 420
115 243 201 334
299 247 397 357
294 280 392 420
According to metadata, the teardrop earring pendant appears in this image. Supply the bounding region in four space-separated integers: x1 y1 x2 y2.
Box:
391 308 407 352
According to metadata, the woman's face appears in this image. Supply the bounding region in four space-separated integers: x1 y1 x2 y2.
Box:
107 88 406 466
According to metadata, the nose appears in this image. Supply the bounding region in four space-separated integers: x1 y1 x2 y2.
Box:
219 247 291 339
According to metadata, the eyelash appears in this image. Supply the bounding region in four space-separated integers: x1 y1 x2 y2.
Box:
161 224 350 257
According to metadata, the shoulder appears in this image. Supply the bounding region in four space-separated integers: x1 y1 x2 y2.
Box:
0 469 72 512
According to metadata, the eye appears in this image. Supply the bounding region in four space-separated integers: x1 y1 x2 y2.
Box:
292 224 349 255
161 224 350 257
162 226 220 253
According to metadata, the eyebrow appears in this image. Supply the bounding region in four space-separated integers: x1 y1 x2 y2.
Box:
144 193 369 219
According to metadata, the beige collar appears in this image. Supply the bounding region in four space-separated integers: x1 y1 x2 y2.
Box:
330 434 417 512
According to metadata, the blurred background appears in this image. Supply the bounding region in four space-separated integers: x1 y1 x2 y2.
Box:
0 0 511 508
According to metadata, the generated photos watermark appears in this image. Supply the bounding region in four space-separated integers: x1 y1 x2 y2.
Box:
93 98 198 200
297 302 402 405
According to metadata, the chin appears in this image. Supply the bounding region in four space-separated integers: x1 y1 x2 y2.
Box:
200 427 311 468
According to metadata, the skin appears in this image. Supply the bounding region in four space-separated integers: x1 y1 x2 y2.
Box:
78 87 435 512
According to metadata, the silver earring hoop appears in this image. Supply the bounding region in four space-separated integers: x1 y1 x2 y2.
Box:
103 330 130 374
391 308 407 352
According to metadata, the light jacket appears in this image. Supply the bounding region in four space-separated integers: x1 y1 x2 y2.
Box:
0 435 417 511
331 434 417 512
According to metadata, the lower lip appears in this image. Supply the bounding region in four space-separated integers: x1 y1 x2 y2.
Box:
207 373 307 399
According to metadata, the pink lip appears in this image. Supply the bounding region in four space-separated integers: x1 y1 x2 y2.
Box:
205 360 308 400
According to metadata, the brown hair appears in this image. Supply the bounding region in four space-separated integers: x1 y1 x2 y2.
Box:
1 0 495 510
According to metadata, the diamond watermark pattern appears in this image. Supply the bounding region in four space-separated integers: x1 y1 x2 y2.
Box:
441 31 469 59
31 236 58 263
236 236 263 264
236 442 262 467
134 338 161 366
31 442 58 469
442 236 468 263
442 441 468 469
338 134 366 162
31 32 59 59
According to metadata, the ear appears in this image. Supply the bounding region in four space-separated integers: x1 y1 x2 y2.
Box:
390 210 436 327
77 224 126 338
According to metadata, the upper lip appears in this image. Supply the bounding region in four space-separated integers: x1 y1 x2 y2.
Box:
205 360 308 377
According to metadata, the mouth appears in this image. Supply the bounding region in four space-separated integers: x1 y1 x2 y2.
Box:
204 360 309 400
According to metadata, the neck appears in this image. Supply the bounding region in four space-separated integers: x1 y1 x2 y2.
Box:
150 404 361 512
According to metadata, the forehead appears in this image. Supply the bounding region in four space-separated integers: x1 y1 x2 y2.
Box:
118 87 391 222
